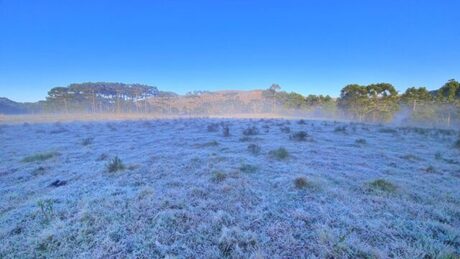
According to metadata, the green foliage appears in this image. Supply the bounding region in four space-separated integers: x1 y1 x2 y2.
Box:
369 179 397 193
269 147 289 160
22 152 59 163
46 82 159 113
106 156 125 172
338 83 399 122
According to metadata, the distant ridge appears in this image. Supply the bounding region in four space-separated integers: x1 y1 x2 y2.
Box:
0 97 28 114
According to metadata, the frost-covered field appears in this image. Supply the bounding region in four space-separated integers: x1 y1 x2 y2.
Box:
0 118 459 258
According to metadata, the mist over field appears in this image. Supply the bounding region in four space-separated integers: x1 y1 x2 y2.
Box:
1 0 460 257
1 81 460 257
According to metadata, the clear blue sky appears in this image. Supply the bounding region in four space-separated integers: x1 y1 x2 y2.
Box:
1 0 459 102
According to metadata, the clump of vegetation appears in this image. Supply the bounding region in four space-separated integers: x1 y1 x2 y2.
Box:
290 131 309 141
37 199 54 222
202 140 219 147
400 154 420 161
269 147 289 160
355 138 367 145
434 152 442 160
369 179 397 193
106 156 125 172
425 165 436 173
22 152 59 163
239 136 251 142
211 171 227 183
280 126 291 133
242 126 259 136
218 227 257 257
334 126 347 133
81 137 94 146
247 143 261 155
207 123 220 132
297 119 306 125
222 125 230 137
97 153 109 161
455 138 460 149
379 128 398 134
240 163 257 173
294 176 310 189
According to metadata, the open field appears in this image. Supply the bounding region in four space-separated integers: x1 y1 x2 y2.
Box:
0 118 459 258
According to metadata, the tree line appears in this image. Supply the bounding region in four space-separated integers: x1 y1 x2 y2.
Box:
16 79 460 127
265 79 459 127
45 82 159 113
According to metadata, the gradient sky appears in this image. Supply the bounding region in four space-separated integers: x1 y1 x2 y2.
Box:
1 0 459 102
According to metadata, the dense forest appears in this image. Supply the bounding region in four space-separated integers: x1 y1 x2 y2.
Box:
1 80 459 127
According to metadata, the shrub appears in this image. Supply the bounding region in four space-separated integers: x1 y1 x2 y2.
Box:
81 137 94 146
294 176 310 189
222 125 230 137
212 171 227 183
369 179 397 192
455 139 460 149
247 144 261 155
106 156 125 172
425 165 436 173
22 152 59 163
280 126 291 133
240 164 257 173
269 147 289 160
243 126 259 136
297 119 306 125
207 123 220 132
355 138 367 145
334 126 347 133
290 131 309 141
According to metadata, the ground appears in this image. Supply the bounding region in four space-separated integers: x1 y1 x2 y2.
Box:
0 118 459 258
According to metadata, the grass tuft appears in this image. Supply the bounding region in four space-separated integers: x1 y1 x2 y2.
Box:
355 138 367 145
455 138 460 149
211 171 227 183
290 131 309 141
247 143 261 155
294 176 310 189
22 152 59 163
239 163 257 173
81 137 94 146
222 125 230 137
106 156 125 172
269 147 289 160
369 179 397 193
242 126 259 136
37 199 54 223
